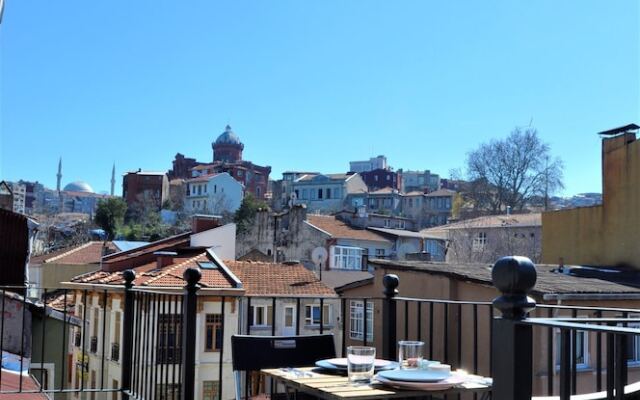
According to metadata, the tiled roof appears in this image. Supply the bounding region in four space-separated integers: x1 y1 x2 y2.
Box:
187 173 221 183
297 173 352 182
420 213 541 235
46 292 75 313
425 189 456 197
307 215 390 243
225 260 336 297
31 241 115 265
370 259 640 296
320 270 373 290
71 253 234 288
0 372 48 399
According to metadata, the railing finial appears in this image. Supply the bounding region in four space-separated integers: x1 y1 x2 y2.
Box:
491 256 537 319
183 267 202 288
383 274 399 298
123 269 135 288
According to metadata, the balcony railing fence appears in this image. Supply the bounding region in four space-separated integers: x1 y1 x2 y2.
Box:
1 258 640 399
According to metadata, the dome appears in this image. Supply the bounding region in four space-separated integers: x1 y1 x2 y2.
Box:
214 125 242 145
64 181 94 193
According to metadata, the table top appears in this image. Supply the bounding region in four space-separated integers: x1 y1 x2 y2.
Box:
261 367 491 400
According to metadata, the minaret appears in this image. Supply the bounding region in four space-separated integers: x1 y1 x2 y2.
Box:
110 163 116 196
56 157 62 192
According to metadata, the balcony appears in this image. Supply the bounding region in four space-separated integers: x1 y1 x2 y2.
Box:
3 258 640 400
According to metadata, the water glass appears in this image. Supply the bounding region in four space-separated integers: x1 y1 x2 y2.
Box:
347 346 376 384
398 340 424 369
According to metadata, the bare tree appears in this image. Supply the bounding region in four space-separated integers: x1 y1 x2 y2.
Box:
466 127 563 213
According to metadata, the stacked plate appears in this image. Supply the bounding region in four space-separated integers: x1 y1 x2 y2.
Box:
375 369 467 391
314 358 398 372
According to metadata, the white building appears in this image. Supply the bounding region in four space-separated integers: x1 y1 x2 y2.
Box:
349 156 388 173
291 173 367 213
185 172 244 214
10 182 26 214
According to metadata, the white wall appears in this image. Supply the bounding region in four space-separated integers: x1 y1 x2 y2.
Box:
190 223 237 260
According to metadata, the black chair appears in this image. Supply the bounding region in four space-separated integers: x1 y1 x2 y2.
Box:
231 334 336 400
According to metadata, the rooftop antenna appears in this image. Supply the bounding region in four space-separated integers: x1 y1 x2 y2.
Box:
311 247 328 281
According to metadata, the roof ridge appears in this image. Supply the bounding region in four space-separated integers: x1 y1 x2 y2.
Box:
44 241 97 264
143 253 207 286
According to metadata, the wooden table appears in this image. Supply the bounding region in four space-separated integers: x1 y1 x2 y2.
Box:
262 367 492 400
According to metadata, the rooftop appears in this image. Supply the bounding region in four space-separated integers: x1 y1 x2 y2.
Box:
225 260 336 297
424 188 456 197
31 241 116 265
369 259 640 297
307 215 391 243
420 213 541 236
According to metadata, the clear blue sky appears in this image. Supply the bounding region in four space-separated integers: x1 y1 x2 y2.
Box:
1 1 638 195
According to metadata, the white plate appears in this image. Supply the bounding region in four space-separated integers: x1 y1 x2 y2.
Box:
377 368 451 383
375 373 466 391
324 358 393 368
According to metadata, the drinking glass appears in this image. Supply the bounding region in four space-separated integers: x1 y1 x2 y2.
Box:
347 346 376 384
398 340 424 369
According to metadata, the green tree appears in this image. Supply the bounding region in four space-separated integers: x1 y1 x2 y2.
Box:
234 194 267 234
94 198 127 240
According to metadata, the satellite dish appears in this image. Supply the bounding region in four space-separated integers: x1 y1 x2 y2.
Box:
311 247 328 266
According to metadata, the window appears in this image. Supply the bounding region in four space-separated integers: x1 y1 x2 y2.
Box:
408 198 413 207
472 232 487 251
302 189 308 199
375 249 385 257
386 175 390 181
318 188 323 199
374 175 378 181
156 384 181 400
626 321 640 364
399 220 405 229
350 301 373 341
203 381 220 400
205 314 223 352
214 184 217 193
204 185 207 193
555 330 589 369
326 188 331 198
256 187 261 197
305 304 330 326
157 314 181 363
250 305 273 327
238 170 243 177
384 219 390 227
332 246 363 270
112 312 121 361
197 185 202 195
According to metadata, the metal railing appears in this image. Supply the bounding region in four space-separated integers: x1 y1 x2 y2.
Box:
2 257 640 400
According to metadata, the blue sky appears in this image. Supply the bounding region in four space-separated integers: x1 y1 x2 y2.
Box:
1 1 638 195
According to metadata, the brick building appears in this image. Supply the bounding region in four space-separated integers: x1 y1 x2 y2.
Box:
359 169 400 191
122 170 169 211
168 125 271 200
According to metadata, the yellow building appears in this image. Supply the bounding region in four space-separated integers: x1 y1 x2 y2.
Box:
542 123 640 267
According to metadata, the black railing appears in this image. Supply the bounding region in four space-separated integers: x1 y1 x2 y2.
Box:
3 258 640 400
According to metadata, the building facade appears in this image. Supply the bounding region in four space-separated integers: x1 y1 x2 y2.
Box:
349 156 388 173
185 172 244 215
358 169 400 191
291 173 367 213
398 169 440 193
122 170 169 211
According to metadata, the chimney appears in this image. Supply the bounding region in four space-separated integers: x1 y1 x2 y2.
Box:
191 214 222 233
154 251 177 269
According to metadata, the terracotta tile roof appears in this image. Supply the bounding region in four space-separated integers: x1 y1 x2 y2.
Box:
226 260 336 297
31 241 115 266
307 215 390 243
71 253 234 288
46 292 75 313
0 372 48 399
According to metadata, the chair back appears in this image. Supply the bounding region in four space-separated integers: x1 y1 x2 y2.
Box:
231 334 336 372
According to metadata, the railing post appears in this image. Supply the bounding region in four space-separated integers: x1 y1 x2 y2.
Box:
491 256 537 400
382 274 399 361
181 267 201 400
120 270 136 400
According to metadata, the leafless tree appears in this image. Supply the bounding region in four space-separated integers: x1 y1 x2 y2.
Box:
466 127 563 213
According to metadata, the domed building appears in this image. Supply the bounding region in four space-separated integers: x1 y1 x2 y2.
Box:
212 125 244 163
168 125 271 199
64 181 94 193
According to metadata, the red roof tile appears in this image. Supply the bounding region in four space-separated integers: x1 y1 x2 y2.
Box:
225 260 336 297
31 241 115 266
0 372 48 399
307 215 390 243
